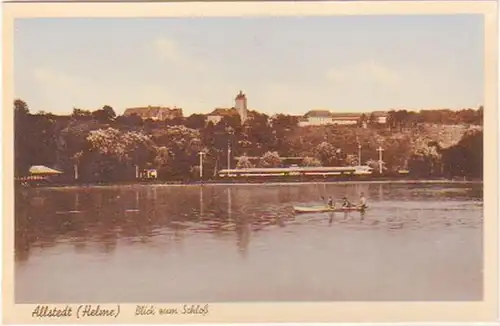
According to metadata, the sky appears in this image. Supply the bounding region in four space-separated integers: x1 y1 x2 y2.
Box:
14 15 484 116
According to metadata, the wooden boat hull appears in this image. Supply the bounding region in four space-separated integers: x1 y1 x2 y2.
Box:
294 205 367 214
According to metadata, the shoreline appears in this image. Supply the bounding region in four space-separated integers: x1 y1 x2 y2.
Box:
17 178 483 191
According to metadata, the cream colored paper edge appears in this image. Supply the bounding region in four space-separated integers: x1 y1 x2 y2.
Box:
2 1 498 324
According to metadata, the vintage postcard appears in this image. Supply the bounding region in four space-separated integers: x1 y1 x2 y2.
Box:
2 0 499 324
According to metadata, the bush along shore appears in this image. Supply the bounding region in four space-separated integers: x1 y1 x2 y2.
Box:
15 99 483 185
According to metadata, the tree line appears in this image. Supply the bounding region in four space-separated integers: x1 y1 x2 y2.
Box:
14 99 484 182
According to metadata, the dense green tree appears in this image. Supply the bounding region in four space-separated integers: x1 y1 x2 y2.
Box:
91 105 116 123
441 130 482 178
244 112 273 155
184 114 207 130
165 117 184 126
153 146 173 179
14 99 31 176
57 119 103 179
83 128 156 181
314 141 339 166
270 114 298 156
71 108 92 120
14 99 30 116
150 125 203 180
407 138 442 177
115 113 143 128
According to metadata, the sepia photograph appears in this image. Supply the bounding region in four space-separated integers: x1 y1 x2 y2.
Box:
3 0 499 324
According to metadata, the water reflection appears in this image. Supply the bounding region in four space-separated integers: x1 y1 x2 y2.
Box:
199 186 204 218
227 187 232 220
15 183 484 264
15 182 483 302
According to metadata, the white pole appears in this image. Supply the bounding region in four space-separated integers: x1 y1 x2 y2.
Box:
358 144 362 166
227 141 231 170
198 152 205 179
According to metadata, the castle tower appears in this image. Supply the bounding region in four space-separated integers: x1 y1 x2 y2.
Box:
234 90 248 123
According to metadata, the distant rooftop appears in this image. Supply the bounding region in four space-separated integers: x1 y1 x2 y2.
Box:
124 106 181 113
304 110 333 118
303 110 388 119
207 107 239 116
123 106 183 120
331 112 362 118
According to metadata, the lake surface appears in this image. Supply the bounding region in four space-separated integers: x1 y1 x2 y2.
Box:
15 182 483 303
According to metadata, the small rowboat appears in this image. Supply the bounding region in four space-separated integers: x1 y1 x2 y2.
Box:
294 205 367 214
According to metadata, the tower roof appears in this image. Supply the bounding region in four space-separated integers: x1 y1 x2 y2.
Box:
235 90 246 100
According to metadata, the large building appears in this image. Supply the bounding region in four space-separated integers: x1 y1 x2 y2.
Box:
298 110 361 127
206 108 240 124
298 110 336 127
123 106 183 121
331 113 363 125
206 90 250 124
298 110 388 127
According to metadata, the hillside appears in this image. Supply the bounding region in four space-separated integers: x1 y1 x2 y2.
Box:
14 101 484 181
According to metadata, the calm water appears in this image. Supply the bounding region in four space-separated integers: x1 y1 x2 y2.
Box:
15 182 483 303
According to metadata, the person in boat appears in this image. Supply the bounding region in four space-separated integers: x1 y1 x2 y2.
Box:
327 196 335 208
341 196 352 208
358 193 367 209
